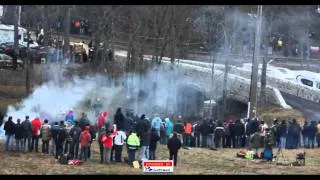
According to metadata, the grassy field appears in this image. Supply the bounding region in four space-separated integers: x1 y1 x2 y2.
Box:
0 140 319 175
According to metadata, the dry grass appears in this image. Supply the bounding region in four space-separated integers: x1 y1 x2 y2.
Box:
259 107 305 126
0 141 319 175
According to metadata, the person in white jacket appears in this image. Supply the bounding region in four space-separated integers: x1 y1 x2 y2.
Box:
113 128 127 162
260 120 269 148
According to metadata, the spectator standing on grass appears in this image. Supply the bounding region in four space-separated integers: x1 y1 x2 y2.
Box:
200 120 210 148
140 129 151 161
69 121 82 159
165 117 173 142
15 119 24 151
173 120 184 145
51 122 60 156
193 121 201 147
64 122 73 154
250 131 260 157
114 108 125 131
55 121 67 159
126 131 140 165
80 125 92 161
291 119 301 149
113 128 127 162
183 120 193 147
22 116 32 152
167 132 182 167
41 119 51 154
87 125 97 159
135 114 151 139
316 121 320 148
160 119 166 145
4 116 15 151
31 117 42 152
151 113 162 137
98 127 106 163
307 121 317 149
302 121 309 148
259 120 268 148
271 119 279 148
278 120 287 149
214 122 225 148
101 130 114 164
149 128 160 160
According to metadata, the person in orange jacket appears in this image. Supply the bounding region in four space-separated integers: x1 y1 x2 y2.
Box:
183 120 193 147
31 117 42 152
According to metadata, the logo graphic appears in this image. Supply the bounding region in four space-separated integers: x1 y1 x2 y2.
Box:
142 160 174 173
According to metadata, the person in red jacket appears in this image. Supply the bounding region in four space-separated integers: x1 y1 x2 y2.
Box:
97 111 109 130
80 126 92 161
31 117 42 152
101 130 115 164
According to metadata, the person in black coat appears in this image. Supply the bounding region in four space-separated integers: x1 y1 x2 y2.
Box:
15 119 24 151
114 108 125 131
234 120 245 148
251 118 260 134
167 132 181 166
173 120 184 144
140 129 151 161
87 124 97 159
149 128 160 160
4 116 15 151
291 119 301 148
278 120 287 149
22 116 32 152
69 121 82 159
199 120 210 148
55 121 67 159
136 114 151 138
229 121 237 148
306 121 317 149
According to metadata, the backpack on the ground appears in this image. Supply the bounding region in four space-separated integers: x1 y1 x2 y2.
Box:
261 149 273 161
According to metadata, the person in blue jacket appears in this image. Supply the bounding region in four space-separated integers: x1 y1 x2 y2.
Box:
165 117 173 141
151 113 162 137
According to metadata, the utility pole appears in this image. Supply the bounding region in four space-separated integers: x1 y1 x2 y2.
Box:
18 5 21 26
248 5 263 118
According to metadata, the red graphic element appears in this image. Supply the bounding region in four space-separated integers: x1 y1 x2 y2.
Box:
74 21 81 27
144 161 173 167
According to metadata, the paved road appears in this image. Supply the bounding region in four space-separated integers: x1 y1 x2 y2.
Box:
281 92 320 122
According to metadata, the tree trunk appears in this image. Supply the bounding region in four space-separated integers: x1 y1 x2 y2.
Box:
13 5 19 71
25 26 31 95
63 6 71 54
260 25 271 107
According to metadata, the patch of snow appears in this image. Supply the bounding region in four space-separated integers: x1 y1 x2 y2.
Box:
272 88 292 109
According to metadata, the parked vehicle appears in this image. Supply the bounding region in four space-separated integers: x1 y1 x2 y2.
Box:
0 24 38 48
0 53 23 70
29 46 50 64
0 42 28 58
296 73 320 90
